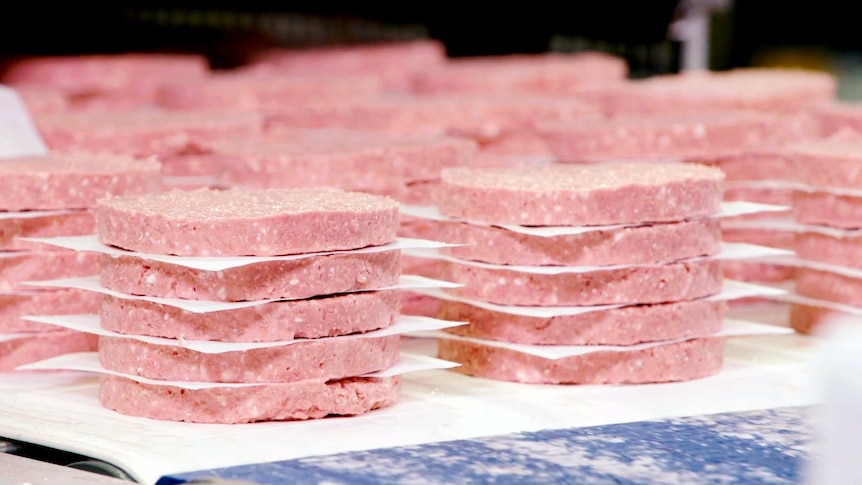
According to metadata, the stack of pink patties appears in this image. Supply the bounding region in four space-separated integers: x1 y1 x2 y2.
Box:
428 163 728 384
0 153 161 371
93 187 405 423
35 109 263 181
1 53 209 111
787 141 862 335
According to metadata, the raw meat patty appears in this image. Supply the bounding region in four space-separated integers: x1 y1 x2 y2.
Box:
0 251 100 291
721 228 795 250
99 250 400 302
793 192 862 229
796 232 862 268
439 259 723 306
539 112 813 162
796 268 862 306
398 217 441 241
248 40 446 91
400 293 441 318
0 289 100 333
37 110 263 158
722 187 792 221
789 140 862 190
595 68 835 115
816 102 862 137
97 188 399 256
99 375 400 424
98 334 400 383
0 211 95 251
789 303 844 335
437 337 724 384
412 52 627 96
0 330 98 372
696 151 791 181
0 153 161 211
217 130 476 189
440 300 726 345
100 290 400 342
438 217 721 266
722 261 795 283
157 72 381 110
438 163 724 226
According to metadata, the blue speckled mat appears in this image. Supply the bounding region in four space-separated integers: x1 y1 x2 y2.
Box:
160 406 810 485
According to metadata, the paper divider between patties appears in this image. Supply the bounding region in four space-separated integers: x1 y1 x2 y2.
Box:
16 352 460 390
0 209 88 220
409 319 791 360
399 201 790 238
21 235 458 272
409 279 787 318
403 243 791 275
21 274 462 313
21 314 465 353
0 333 38 344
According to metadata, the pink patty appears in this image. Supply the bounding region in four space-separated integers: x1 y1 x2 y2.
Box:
0 330 98 372
440 299 726 345
0 211 95 251
437 337 724 384
721 261 795 283
539 112 800 162
789 303 844 335
100 290 400 342
1 289 101 333
795 232 862 268
722 187 792 222
793 192 862 229
721 228 795 250
790 140 862 190
99 334 400 383
816 103 862 136
438 163 724 226
411 52 627 96
217 131 476 189
99 375 400 424
99 250 400 302
698 152 792 181
438 217 721 266
440 259 723 306
0 251 100 292
97 187 399 256
0 153 161 211
796 268 862 306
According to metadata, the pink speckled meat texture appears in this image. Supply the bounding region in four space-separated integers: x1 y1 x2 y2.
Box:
412 52 628 96
99 250 400 301
99 334 400 383
97 188 399 257
438 217 721 266
814 103 862 137
100 290 400 342
399 180 441 206
440 259 723 306
437 163 724 226
0 153 161 211
0 211 95 251
789 303 844 335
266 94 602 140
696 152 792 181
0 289 100 333
248 40 446 91
37 109 263 158
217 130 476 189
400 293 441 318
0 251 100 292
157 72 381 110
437 337 724 384
15 86 68 115
1 53 209 107
539 111 816 162
99 375 400 424
440 299 725 345
0 330 98 372
477 131 553 157
722 228 795 250
788 140 862 190
796 268 862 306
594 68 835 116
793 192 862 229
398 217 441 240
796 232 862 269
156 153 223 177
721 261 795 283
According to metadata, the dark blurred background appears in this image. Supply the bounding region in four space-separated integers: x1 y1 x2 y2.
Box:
1 2 859 93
